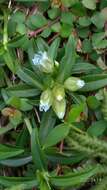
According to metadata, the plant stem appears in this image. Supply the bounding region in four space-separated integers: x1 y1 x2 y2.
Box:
28 16 60 38
3 10 8 50
24 118 32 135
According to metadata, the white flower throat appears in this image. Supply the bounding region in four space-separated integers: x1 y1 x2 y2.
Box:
77 80 85 88
32 51 48 66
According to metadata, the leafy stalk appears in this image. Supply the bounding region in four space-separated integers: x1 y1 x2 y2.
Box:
67 130 107 160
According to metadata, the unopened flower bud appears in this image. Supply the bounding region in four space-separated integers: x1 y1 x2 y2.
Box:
53 84 65 101
39 89 52 112
64 77 85 92
52 98 66 119
32 51 54 73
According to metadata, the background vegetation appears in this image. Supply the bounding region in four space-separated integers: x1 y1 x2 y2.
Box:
0 0 107 189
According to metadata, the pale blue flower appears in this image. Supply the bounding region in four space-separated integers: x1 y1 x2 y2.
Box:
32 51 54 73
32 51 47 66
39 102 51 112
77 79 85 88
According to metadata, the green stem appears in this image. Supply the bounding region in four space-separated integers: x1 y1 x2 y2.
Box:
65 122 85 134
3 11 8 50
24 118 32 135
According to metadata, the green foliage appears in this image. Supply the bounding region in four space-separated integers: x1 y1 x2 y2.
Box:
91 176 107 190
43 123 69 149
51 164 101 187
0 0 107 190
82 0 96 10
67 130 107 160
0 144 24 160
57 35 77 83
87 120 107 137
31 127 47 170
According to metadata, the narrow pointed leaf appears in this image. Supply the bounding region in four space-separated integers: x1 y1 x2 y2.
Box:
57 35 76 83
48 37 60 60
0 144 24 160
0 176 38 189
31 128 47 170
17 67 43 90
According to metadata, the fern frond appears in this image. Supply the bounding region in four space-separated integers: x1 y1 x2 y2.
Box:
67 130 107 160
50 164 102 188
102 88 107 121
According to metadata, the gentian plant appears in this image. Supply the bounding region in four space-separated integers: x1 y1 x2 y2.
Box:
31 37 85 119
1 1 107 190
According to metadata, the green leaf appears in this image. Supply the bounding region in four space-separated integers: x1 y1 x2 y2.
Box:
48 37 60 60
17 67 43 90
82 39 92 53
92 32 107 49
47 149 87 165
82 0 96 10
80 78 107 92
6 84 40 98
101 8 107 21
82 74 107 82
0 176 38 189
80 74 107 91
43 124 70 149
48 8 60 19
0 100 5 111
67 104 85 123
0 156 32 167
8 35 29 49
31 128 47 170
71 2 86 16
61 12 74 26
41 28 51 38
87 120 107 137
57 35 76 83
5 184 26 190
6 96 20 108
0 124 14 135
10 11 25 24
29 14 47 28
19 98 33 111
61 0 78 7
39 110 56 145
51 22 61 33
91 12 105 29
16 23 26 35
51 165 101 187
78 27 90 39
87 96 101 109
72 62 99 74
3 50 16 73
78 17 91 27
60 24 72 38
0 144 24 160
36 37 49 52
6 96 33 111
16 127 29 147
